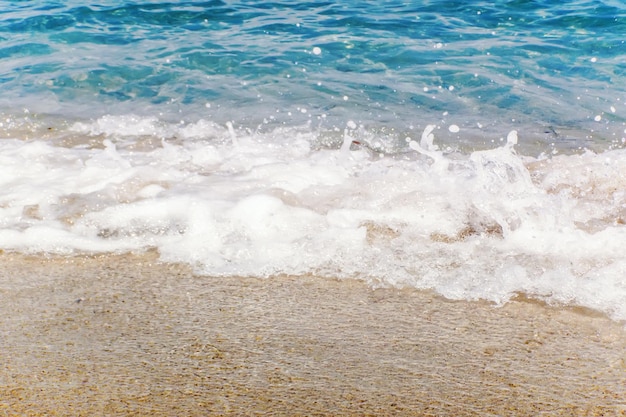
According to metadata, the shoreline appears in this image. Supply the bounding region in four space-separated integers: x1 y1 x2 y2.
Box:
1 252 625 416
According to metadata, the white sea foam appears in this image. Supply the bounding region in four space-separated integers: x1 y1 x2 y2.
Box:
2 116 626 322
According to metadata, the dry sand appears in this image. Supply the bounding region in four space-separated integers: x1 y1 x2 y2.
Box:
1 251 625 416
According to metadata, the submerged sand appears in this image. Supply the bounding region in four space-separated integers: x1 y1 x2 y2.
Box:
0 252 625 416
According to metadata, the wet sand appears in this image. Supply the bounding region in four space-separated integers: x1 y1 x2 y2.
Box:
1 252 625 416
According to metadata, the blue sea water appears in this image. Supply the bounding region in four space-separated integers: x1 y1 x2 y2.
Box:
2 1 626 321
1 0 625 150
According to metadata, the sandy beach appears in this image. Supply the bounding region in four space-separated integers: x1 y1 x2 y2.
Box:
1 251 625 416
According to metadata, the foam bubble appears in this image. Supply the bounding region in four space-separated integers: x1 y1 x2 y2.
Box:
2 117 626 321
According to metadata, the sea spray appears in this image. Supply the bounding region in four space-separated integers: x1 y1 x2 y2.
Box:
0 121 625 321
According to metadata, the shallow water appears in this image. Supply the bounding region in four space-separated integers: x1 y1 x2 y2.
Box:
1 1 626 322
1 253 625 415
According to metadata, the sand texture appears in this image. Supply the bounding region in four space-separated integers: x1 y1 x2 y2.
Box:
1 252 625 416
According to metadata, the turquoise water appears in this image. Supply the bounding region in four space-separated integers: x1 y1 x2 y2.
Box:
2 0 625 150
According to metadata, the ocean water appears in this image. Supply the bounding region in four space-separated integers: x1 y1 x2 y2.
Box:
1 1 626 322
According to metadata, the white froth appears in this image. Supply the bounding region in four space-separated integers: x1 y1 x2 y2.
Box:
2 116 626 322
